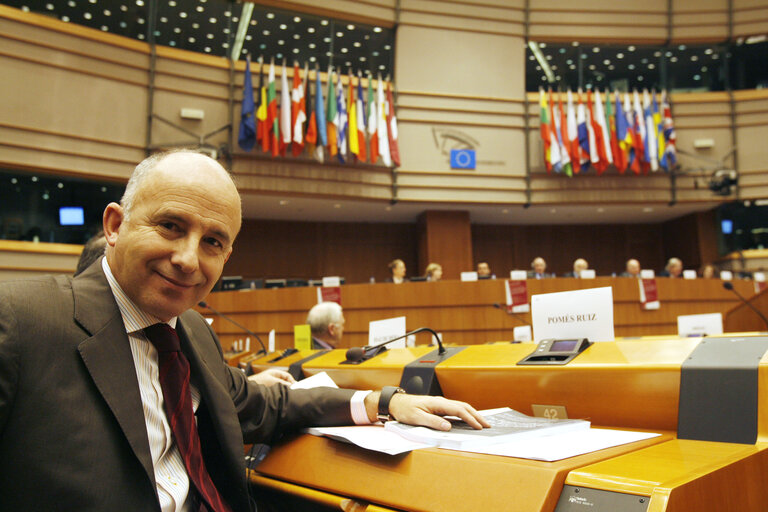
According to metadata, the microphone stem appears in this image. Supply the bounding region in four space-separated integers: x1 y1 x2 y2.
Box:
201 302 267 355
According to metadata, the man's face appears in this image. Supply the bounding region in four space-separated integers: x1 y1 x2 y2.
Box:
477 263 490 276
393 261 406 278
533 259 546 274
627 260 640 275
105 154 241 321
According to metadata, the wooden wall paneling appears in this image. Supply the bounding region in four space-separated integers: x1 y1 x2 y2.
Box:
417 210 473 279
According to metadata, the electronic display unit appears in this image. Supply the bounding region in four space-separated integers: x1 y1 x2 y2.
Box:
59 206 84 226
517 338 592 365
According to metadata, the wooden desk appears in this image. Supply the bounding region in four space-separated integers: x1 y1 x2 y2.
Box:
200 277 755 351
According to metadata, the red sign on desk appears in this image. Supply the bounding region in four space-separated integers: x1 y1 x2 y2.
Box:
505 279 530 313
317 286 341 305
639 278 660 310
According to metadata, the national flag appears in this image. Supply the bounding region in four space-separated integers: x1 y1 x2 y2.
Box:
633 90 648 173
643 89 658 172
566 90 580 174
377 74 392 166
661 90 677 171
623 93 640 174
335 71 348 162
557 92 572 176
348 70 359 159
291 62 306 156
356 72 367 162
266 58 279 157
594 89 613 174
539 88 552 172
279 60 291 155
305 65 317 146
550 92 568 175
237 55 256 151
367 75 379 164
326 67 337 158
256 57 268 151
548 89 562 173
610 90 628 173
312 66 327 163
653 92 666 171
576 88 591 170
386 80 401 167
585 90 601 171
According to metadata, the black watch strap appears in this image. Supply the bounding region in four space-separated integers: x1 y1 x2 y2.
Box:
377 386 405 423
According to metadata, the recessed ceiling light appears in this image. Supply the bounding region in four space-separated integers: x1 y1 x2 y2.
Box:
374 27 382 32
279 200 289 205
293 16 301 22
643 207 653 213
266 12 275 19
320 19 328 25
347 24 355 30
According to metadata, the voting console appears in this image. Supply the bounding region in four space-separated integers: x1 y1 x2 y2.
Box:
245 334 768 512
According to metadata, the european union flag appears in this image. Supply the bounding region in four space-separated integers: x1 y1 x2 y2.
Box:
450 149 476 169
238 57 256 151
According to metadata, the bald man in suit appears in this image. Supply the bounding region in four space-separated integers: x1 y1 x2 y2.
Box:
0 150 487 511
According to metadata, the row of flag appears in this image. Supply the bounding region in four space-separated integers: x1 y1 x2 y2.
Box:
238 57 400 166
540 88 678 176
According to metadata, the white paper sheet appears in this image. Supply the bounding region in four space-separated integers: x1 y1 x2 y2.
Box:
290 371 339 390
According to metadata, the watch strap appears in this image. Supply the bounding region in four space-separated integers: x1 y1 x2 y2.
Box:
377 385 405 422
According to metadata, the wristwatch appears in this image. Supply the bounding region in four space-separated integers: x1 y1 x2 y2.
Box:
377 386 406 423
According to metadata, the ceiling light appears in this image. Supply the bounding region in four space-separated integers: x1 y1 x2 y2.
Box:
293 16 301 22
374 27 382 32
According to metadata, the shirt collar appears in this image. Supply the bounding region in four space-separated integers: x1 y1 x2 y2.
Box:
101 257 178 334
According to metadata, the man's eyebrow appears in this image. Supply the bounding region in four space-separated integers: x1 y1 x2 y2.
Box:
157 211 232 246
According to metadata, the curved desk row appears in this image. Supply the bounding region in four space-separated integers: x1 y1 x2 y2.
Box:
246 334 768 512
201 277 763 351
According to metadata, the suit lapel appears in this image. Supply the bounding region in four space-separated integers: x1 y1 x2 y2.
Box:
72 261 156 490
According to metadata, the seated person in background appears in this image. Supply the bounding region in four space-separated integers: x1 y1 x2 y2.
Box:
621 258 642 277
527 256 552 279
307 301 345 349
660 257 684 277
700 264 716 279
74 230 107 276
386 258 408 283
426 262 443 281
477 261 492 278
564 258 589 277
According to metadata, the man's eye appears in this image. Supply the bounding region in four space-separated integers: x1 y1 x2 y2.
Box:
160 222 177 231
205 237 223 249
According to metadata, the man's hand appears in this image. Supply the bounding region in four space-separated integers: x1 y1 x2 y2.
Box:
364 392 490 431
247 368 296 387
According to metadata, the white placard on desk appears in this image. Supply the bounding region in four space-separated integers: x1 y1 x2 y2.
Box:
513 325 532 342
579 269 596 279
677 313 723 337
683 269 697 279
640 269 655 279
322 276 341 287
719 270 733 281
369 316 407 348
461 271 478 282
531 287 615 342
510 270 528 280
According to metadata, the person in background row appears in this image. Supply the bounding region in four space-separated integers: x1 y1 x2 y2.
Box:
307 301 345 349
700 264 716 279
386 258 408 284
621 258 642 277
660 257 684 278
74 230 107 277
425 262 443 282
564 258 589 278
477 261 492 278
527 257 552 279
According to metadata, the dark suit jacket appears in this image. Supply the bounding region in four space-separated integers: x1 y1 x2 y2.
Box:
0 261 355 511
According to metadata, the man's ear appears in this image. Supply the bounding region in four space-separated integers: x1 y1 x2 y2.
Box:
103 202 124 247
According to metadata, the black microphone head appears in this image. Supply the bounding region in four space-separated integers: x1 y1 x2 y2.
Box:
345 347 365 363
492 302 501 309
723 281 734 291
198 301 208 308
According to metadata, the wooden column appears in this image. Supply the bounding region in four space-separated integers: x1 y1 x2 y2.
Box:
417 211 473 280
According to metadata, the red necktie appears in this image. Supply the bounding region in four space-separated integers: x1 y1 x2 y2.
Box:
144 323 232 512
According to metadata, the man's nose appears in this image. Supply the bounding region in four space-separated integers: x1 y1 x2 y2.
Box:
171 237 199 273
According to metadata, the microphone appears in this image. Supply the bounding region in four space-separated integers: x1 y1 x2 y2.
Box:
722 282 768 330
492 302 530 326
345 327 446 363
198 301 267 355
